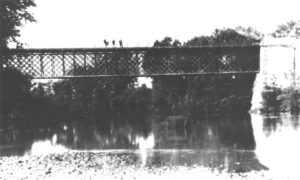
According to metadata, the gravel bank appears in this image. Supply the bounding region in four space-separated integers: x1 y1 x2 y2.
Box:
0 152 291 180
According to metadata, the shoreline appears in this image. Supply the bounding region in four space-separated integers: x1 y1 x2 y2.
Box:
0 151 289 180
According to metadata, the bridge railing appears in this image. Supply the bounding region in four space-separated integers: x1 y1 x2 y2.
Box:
2 46 260 79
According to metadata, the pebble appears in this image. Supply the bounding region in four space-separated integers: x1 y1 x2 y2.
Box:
0 152 291 180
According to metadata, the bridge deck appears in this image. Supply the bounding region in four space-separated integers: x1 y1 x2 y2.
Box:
2 46 260 79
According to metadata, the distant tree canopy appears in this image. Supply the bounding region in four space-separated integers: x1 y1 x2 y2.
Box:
272 20 300 38
0 0 36 49
235 26 264 40
185 28 260 47
151 28 261 48
153 37 182 47
150 28 259 117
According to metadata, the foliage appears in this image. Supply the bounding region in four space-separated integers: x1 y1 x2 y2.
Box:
235 26 264 40
272 20 300 38
148 29 259 120
1 0 36 48
1 68 31 114
184 28 260 46
282 88 300 114
260 86 282 114
261 85 300 114
153 37 182 47
0 0 36 142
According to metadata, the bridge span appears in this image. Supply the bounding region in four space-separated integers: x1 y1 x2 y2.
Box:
2 46 260 79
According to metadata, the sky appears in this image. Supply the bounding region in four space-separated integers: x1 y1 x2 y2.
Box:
18 0 300 48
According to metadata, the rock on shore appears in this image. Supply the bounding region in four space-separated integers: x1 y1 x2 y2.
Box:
0 152 290 180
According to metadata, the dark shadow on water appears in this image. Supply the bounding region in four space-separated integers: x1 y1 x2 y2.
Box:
154 113 255 150
0 113 256 155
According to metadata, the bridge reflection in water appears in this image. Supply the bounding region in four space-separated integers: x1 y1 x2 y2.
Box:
3 46 260 79
3 113 298 173
251 113 300 177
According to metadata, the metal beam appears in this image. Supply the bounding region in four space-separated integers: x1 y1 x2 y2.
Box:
3 46 260 79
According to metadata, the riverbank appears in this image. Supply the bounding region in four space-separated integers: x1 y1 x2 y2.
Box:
0 151 291 180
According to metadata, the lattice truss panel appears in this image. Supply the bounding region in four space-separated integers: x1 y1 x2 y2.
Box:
3 46 260 78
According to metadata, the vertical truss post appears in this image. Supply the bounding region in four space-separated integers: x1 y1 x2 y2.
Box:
140 51 144 76
179 51 183 75
105 52 108 75
215 47 221 73
51 53 55 77
167 51 171 73
94 52 97 76
83 52 87 76
62 51 65 76
135 51 139 75
116 51 119 75
158 52 160 75
73 51 76 76
134 51 137 75
125 51 128 75
17 52 21 71
39 53 44 77
137 51 140 75
28 53 32 76
126 51 129 75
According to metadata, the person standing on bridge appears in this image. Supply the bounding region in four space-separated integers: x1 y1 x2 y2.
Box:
103 39 109 47
119 40 123 48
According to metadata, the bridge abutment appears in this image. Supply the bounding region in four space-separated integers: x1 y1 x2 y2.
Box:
251 37 300 112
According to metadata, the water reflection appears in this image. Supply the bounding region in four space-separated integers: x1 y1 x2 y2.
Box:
26 134 68 155
153 114 255 150
135 133 155 166
251 113 300 176
6 113 300 172
17 114 255 152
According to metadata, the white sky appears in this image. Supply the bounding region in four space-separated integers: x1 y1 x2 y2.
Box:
18 0 300 48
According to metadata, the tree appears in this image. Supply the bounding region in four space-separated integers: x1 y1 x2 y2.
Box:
1 0 36 49
272 20 300 38
1 67 31 116
1 0 36 113
184 28 260 46
149 28 260 119
1 0 36 114
153 37 181 47
235 26 264 40
0 0 36 138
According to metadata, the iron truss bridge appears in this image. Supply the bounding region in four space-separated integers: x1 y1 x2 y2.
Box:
2 46 260 79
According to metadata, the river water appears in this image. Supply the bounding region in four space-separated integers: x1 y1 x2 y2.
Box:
1 113 299 174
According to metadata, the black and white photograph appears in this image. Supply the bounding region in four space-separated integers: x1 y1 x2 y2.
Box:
1 0 300 179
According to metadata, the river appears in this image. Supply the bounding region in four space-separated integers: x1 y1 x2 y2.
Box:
1 112 298 175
